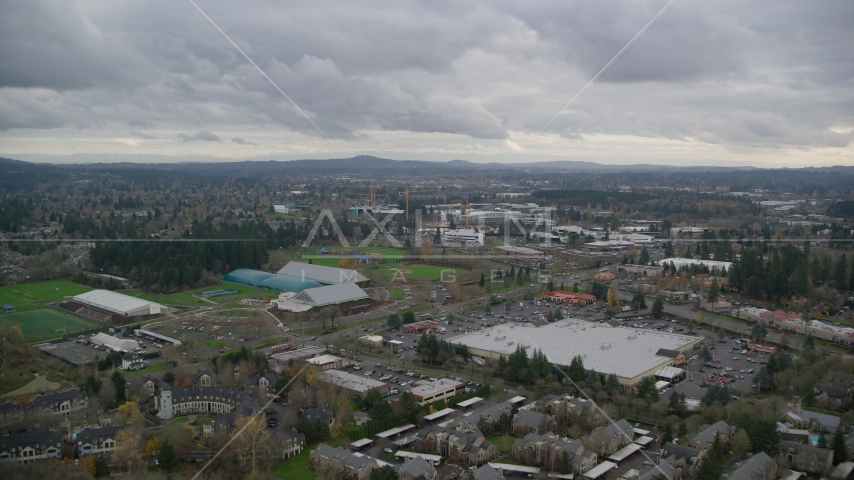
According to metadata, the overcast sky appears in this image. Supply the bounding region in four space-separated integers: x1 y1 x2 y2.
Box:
1 0 853 166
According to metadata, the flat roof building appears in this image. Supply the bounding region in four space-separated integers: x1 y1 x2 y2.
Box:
306 354 347 371
409 378 464 405
317 369 389 397
73 289 162 317
449 319 701 387
90 333 139 353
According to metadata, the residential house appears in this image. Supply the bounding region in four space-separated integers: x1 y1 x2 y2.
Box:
353 411 371 426
302 407 334 430
460 463 506 480
511 432 596 474
584 418 634 455
28 389 88 417
637 462 679 480
728 451 776 480
787 409 842 434
399 456 438 480
0 402 23 427
0 431 63 464
659 442 703 477
447 430 495 467
686 421 733 452
534 395 606 428
139 374 166 399
458 401 513 432
270 427 305 459
512 409 555 436
250 372 280 398
310 443 379 480
414 426 495 467
193 369 219 387
778 440 834 475
815 384 850 408
75 425 124 458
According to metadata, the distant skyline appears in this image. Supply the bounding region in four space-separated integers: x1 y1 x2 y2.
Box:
1 1 853 167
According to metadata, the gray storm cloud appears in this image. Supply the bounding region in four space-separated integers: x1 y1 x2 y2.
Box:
0 0 852 156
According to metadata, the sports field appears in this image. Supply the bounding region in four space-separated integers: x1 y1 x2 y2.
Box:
168 281 279 304
0 279 93 307
0 307 100 343
378 263 463 282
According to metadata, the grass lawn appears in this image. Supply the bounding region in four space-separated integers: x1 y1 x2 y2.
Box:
376 263 463 282
124 363 170 378
0 307 100 343
203 339 229 347
487 434 515 454
388 287 407 300
124 290 197 307
0 279 92 307
171 416 189 423
269 442 317 480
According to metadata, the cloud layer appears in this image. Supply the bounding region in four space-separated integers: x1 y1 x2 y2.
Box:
0 0 852 165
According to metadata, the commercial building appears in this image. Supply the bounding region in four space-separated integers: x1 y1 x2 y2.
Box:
409 378 465 405
305 355 347 371
450 319 701 387
72 289 162 316
441 228 485 246
90 333 139 352
616 265 663 277
493 246 544 260
277 262 368 285
545 291 597 306
291 283 369 307
317 369 389 397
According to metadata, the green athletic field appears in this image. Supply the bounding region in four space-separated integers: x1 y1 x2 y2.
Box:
0 279 93 307
0 307 100 343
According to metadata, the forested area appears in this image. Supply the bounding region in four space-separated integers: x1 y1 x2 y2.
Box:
729 242 853 308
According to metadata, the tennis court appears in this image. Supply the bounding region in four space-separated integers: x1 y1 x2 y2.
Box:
0 308 99 343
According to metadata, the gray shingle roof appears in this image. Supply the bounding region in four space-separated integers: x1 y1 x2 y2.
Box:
76 425 124 444
0 431 62 451
728 451 776 480
661 442 700 463
29 389 87 409
399 456 436 478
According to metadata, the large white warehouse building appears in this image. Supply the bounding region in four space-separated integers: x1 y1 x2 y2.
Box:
73 289 162 317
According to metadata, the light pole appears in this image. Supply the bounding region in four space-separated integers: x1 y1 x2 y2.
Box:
26 276 30 297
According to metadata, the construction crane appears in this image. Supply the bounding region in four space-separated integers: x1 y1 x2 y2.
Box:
397 187 434 220
348 184 383 211
460 197 473 227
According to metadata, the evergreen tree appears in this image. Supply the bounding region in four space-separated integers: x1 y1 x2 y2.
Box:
834 254 848 291
652 298 665 319
817 434 828 449
157 439 181 472
479 272 486 287
744 418 779 455
605 373 621 396
834 428 848 465
110 370 126 404
678 422 688 440
662 423 674 443
803 333 816 351
568 355 586 384
694 434 725 480
752 367 772 390
94 456 109 477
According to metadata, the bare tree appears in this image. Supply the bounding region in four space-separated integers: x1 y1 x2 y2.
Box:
233 415 272 475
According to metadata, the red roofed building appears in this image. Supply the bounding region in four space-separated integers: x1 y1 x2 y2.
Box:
760 310 802 324
545 291 597 306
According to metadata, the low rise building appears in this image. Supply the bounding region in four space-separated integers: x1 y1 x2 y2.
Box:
584 419 634 455
512 432 597 474
76 425 124 458
617 264 663 277
778 440 834 475
29 389 88 417
511 409 555 436
305 354 347 371
0 431 63 464
157 385 254 420
659 442 703 477
316 369 389 397
728 452 776 480
409 378 464 406
310 443 379 480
